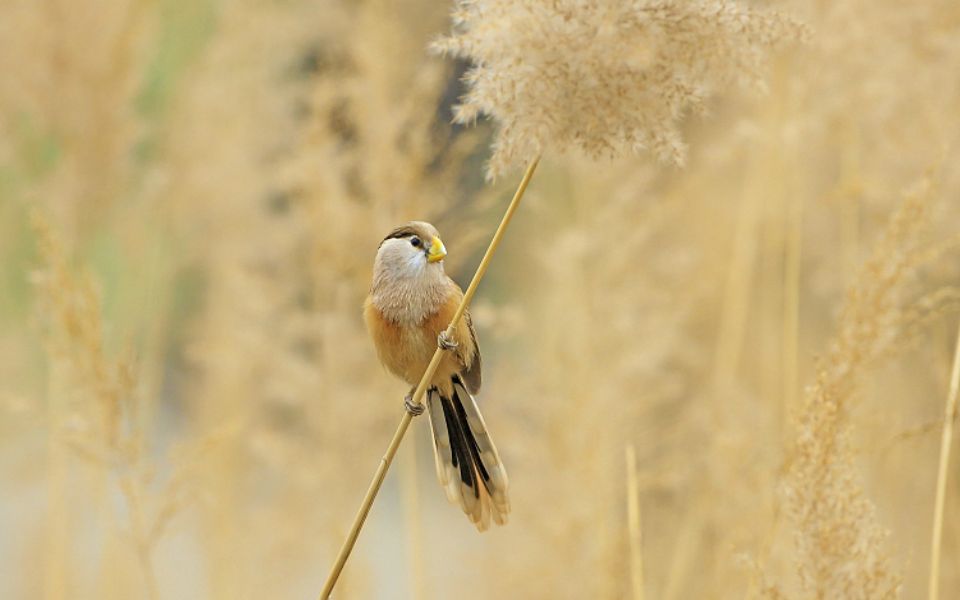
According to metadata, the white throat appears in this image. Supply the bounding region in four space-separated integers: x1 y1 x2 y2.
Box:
371 256 449 324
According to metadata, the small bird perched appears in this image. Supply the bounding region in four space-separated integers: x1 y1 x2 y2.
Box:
364 221 510 531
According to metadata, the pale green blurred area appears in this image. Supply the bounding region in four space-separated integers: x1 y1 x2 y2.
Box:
0 0 215 345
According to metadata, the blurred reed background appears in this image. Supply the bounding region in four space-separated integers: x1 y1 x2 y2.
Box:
1 0 960 598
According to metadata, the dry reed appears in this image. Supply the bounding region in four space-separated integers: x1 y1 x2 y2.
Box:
432 0 803 179
929 320 960 600
2 0 960 598
782 175 940 598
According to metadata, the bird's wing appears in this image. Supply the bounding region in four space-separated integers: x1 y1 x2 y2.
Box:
460 310 482 394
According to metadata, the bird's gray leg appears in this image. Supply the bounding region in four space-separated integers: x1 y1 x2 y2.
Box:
437 330 458 351
404 388 425 416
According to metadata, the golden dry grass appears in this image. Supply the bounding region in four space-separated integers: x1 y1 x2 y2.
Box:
2 0 960 599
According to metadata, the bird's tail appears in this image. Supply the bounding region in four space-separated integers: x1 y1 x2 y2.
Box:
425 376 510 531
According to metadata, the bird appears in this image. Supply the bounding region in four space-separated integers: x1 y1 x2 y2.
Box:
363 221 510 531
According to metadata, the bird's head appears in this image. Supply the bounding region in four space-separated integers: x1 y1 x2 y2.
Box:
374 221 447 281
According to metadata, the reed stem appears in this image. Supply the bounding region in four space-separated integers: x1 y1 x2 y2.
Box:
929 318 960 600
319 156 541 599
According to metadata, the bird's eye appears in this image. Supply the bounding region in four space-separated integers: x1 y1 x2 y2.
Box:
410 236 422 248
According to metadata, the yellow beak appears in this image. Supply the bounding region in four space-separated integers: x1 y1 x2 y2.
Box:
427 236 447 263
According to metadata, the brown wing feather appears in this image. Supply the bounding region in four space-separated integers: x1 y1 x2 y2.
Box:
461 311 482 394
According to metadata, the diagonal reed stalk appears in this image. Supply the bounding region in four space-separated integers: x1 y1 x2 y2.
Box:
319 156 541 599
929 318 960 600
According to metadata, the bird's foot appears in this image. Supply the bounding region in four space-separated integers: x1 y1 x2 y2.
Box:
437 331 458 351
404 393 425 416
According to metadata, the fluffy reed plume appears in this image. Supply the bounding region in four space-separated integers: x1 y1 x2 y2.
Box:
161 3 371 596
782 176 940 598
167 2 480 595
32 214 197 600
468 160 708 598
432 0 804 178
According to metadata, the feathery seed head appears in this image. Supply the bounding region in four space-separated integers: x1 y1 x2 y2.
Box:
433 0 805 179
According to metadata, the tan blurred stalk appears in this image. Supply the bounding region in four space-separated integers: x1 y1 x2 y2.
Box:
782 165 802 437
625 444 645 600
713 150 763 391
43 401 68 600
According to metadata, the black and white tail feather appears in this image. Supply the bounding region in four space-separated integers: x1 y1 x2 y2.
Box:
425 375 510 531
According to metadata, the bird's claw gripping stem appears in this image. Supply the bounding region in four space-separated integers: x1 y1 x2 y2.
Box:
438 331 458 351
404 393 425 416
